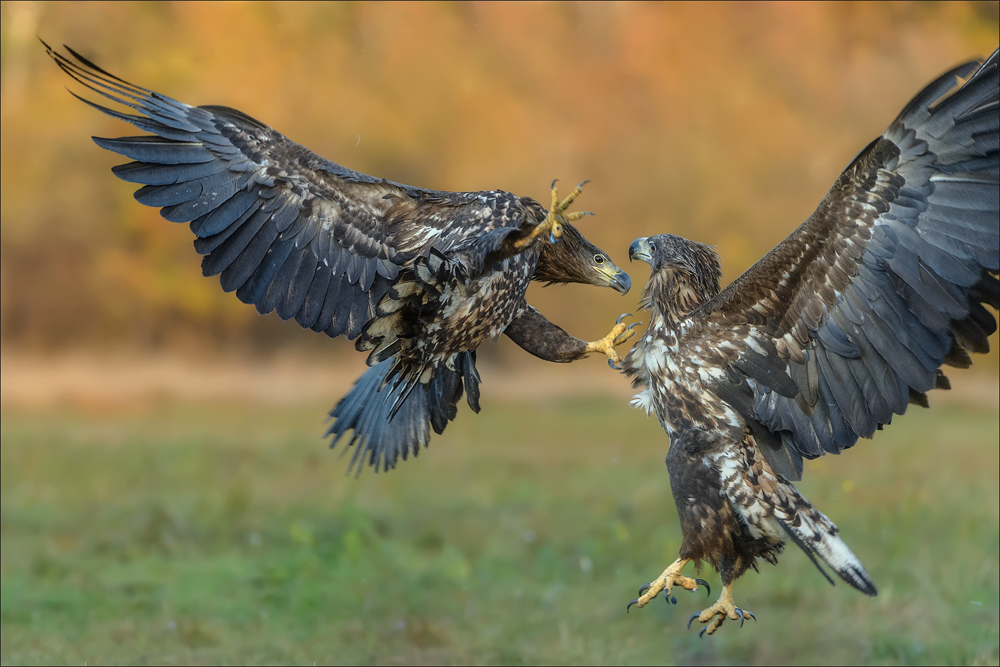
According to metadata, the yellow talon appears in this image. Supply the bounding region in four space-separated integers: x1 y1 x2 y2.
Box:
687 583 756 637
516 180 594 250
628 560 752 636
585 313 639 368
626 558 706 611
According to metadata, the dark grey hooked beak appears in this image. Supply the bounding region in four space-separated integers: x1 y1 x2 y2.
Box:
595 261 631 294
611 269 631 295
629 237 652 264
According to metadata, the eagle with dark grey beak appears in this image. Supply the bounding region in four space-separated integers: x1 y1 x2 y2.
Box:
45 42 635 474
622 49 998 635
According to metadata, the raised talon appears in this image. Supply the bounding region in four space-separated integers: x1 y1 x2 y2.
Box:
616 312 632 325
637 583 652 596
626 598 639 613
687 613 700 630
695 578 711 596
516 179 593 250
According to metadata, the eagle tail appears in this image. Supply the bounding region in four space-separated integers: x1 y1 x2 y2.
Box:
326 352 481 474
774 485 878 597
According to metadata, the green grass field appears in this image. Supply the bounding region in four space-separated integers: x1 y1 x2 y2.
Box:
2 395 997 665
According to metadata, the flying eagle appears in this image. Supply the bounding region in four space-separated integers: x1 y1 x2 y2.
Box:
46 43 635 472
624 50 999 634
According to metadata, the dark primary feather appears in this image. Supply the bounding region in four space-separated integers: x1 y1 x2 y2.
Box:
45 41 543 341
623 51 996 617
691 50 999 479
48 41 634 473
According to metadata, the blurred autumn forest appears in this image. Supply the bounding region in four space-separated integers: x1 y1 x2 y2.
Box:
1 1 998 368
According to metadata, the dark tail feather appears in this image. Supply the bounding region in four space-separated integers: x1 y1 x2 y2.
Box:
775 491 878 597
327 352 481 474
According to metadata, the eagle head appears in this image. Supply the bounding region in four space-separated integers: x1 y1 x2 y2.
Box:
536 224 631 294
629 234 722 318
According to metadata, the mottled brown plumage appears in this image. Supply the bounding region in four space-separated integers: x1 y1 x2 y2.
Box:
625 49 999 634
46 42 633 473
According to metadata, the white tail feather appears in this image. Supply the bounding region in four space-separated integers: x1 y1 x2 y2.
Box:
775 485 877 596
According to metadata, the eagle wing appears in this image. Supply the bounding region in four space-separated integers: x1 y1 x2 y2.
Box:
48 43 529 340
689 50 999 479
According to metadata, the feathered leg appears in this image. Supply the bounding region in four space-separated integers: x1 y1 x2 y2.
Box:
627 432 769 634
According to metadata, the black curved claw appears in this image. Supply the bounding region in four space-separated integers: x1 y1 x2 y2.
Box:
627 322 642 331
551 178 559 189
626 598 639 614
670 596 677 605
695 579 711 596
549 232 560 244
577 179 591 189
608 357 622 370
616 313 633 325
744 609 757 623
687 613 700 630
699 627 708 639
637 583 652 596
735 608 745 627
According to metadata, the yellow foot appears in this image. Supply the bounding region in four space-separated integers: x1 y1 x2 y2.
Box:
515 179 594 250
585 313 641 369
626 558 710 612
686 583 756 637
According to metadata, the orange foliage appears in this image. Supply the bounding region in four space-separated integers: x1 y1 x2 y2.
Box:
1 2 997 365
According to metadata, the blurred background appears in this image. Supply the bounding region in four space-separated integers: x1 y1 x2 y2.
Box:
2 2 998 664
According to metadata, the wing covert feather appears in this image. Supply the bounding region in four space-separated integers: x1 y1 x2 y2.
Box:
693 50 999 476
47 43 534 339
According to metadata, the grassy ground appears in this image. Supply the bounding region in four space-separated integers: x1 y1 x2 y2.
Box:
1 395 997 665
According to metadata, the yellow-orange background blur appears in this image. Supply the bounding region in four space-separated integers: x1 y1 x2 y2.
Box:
2 6 998 663
1 1 998 376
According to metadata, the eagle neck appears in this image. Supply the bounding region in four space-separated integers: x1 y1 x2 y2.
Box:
644 268 714 331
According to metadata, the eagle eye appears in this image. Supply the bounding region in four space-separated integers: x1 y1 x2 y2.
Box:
649 242 657 251
594 254 605 264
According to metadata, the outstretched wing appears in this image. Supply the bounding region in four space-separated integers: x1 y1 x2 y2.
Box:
692 51 999 479
47 43 532 339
